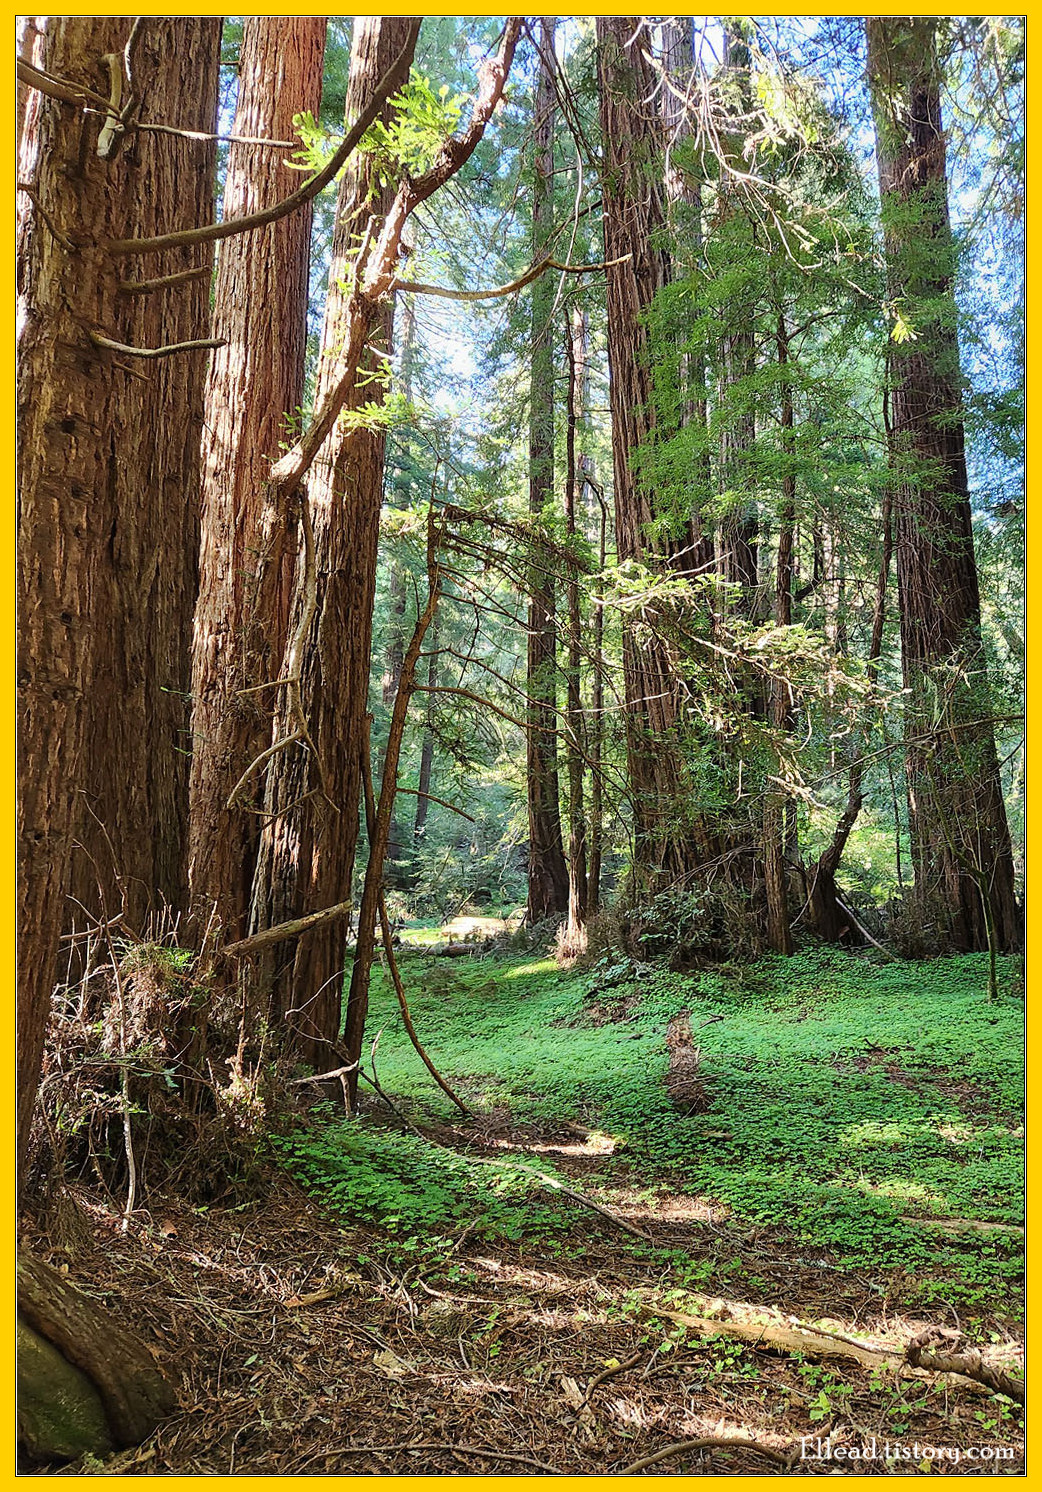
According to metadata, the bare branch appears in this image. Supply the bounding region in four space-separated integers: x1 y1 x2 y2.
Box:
103 28 420 256
89 331 224 359
222 899 354 958
118 265 211 296
16 57 114 113
394 252 631 303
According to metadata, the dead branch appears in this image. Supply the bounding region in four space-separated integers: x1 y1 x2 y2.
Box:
617 1436 794 1476
394 251 631 302
118 266 211 295
222 899 353 958
582 1351 643 1405
287 1063 359 1087
394 787 476 824
17 57 114 113
339 1443 561 1475
906 1332 1024 1404
89 331 224 359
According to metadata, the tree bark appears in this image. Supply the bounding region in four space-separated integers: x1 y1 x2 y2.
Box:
763 314 795 955
525 17 569 923
248 18 521 1063
866 17 1019 953
250 16 420 1066
598 17 702 888
716 24 760 617
17 18 217 1175
63 20 222 937
188 17 327 945
18 1252 176 1453
561 303 589 950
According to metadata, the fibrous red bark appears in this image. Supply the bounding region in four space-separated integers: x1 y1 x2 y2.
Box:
189 17 327 944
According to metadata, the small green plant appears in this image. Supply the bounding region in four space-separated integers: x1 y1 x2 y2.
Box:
272 1120 566 1243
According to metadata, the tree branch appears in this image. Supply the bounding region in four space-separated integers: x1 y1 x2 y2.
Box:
89 331 224 359
103 28 420 256
394 252 631 302
222 899 354 958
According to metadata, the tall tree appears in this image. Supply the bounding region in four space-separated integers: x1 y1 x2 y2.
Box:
597 16 708 886
17 17 219 1168
62 20 222 935
250 16 421 1065
188 17 327 945
525 18 569 922
866 17 1019 952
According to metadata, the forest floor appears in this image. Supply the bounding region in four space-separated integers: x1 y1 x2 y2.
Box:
28 945 1024 1476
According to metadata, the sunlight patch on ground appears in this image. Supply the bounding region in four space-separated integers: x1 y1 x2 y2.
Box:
482 1132 617 1158
597 1185 730 1224
503 959 557 979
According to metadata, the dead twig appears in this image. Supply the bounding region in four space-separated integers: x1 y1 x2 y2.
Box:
582 1351 643 1405
616 1435 795 1475
339 1442 562 1474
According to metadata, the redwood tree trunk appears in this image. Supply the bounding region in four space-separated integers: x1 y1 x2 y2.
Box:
64 20 222 936
525 17 569 923
250 16 420 1066
597 16 711 887
561 303 589 950
17 18 218 1172
188 17 327 944
867 17 1019 953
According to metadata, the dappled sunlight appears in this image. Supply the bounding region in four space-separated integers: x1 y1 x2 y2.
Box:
482 1132 618 1159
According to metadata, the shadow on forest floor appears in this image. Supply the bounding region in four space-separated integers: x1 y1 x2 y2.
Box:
23 948 1024 1476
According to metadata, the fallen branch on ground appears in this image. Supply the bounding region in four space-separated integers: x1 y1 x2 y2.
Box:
902 1215 1024 1236
582 1351 643 1405
906 1331 1024 1405
339 1442 561 1474
652 1307 1002 1395
616 1435 795 1475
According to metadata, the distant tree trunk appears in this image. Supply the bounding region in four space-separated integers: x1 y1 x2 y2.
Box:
598 16 704 888
380 290 418 881
250 16 420 1065
716 23 759 615
248 18 520 1066
560 304 588 950
763 312 795 955
17 18 218 1172
867 17 1019 953
807 491 892 944
413 614 438 848
63 20 222 936
526 17 569 923
661 17 715 578
188 17 326 945
586 480 608 912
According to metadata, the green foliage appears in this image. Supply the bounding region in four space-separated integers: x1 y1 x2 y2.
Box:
272 1118 565 1242
359 949 1021 1305
359 70 466 179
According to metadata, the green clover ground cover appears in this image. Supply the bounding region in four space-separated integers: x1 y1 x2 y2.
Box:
279 948 1022 1308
